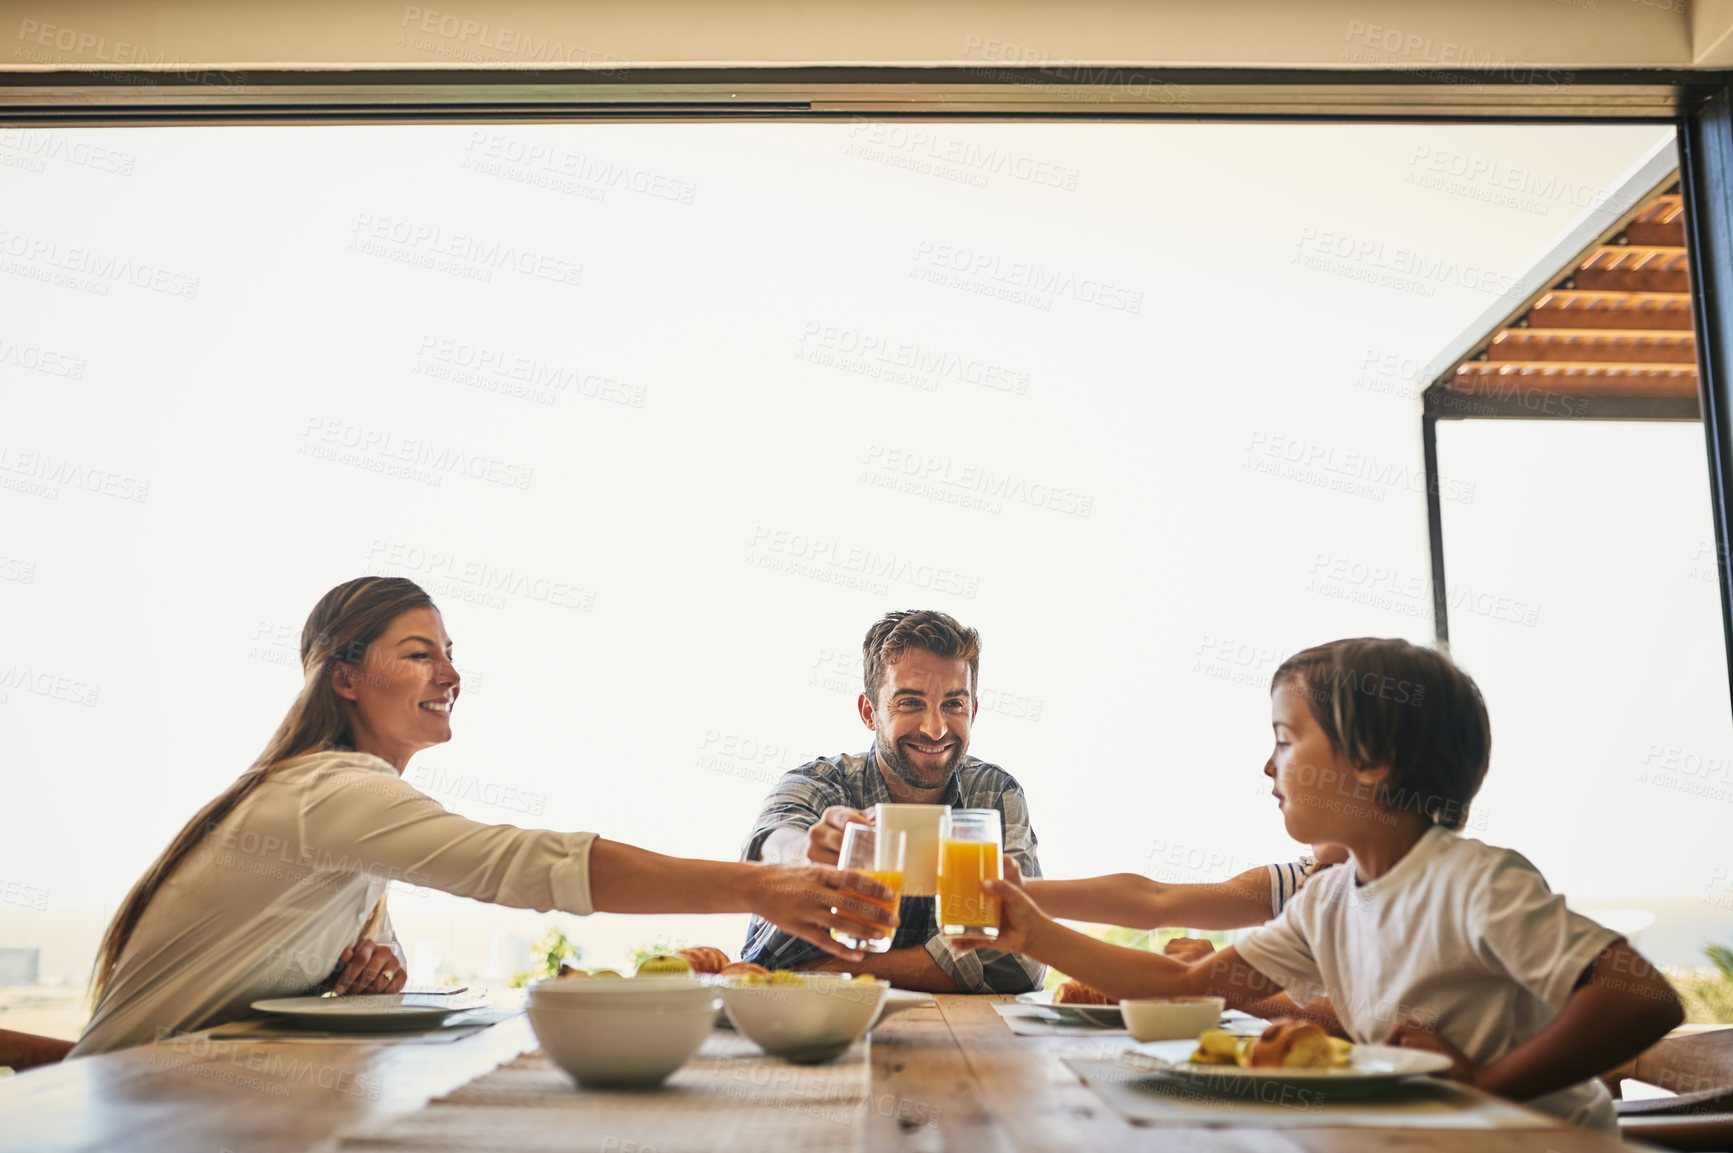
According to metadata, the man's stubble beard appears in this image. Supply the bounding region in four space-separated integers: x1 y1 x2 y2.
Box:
874 727 965 792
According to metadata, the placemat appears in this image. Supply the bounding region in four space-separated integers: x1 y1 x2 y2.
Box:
329 1029 869 1152
1063 1057 1556 1130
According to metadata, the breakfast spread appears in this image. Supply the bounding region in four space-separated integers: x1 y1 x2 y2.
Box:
1051 979 1115 1005
678 946 731 974
719 961 771 977
634 954 698 977
1188 1019 1352 1068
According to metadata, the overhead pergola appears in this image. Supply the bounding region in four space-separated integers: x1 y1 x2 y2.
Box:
1420 142 1704 650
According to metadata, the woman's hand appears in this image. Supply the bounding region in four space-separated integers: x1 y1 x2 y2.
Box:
952 878 1052 956
748 864 899 960
332 939 408 996
1384 1019 1481 1085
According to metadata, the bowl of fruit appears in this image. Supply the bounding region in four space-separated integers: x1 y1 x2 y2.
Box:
716 971 889 1064
526 953 724 1087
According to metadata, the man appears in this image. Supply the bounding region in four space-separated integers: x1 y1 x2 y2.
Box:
740 610 1045 993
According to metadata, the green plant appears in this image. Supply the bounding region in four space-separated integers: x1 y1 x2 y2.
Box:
1673 943 1733 1024
508 927 581 988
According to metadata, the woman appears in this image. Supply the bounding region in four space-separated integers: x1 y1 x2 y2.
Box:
72 577 892 1055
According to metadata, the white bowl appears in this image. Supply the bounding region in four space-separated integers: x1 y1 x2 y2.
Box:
1119 996 1225 1042
718 976 889 1064
527 981 721 1087
528 976 717 1012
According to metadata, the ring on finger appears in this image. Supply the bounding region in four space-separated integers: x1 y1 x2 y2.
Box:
380 970 396 985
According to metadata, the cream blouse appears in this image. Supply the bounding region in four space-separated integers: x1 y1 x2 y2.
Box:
72 750 595 1056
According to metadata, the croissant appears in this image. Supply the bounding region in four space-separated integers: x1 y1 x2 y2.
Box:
1246 1018 1335 1069
1052 979 1115 1005
719 961 770 977
676 946 731 974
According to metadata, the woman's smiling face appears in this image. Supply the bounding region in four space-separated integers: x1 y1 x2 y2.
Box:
334 606 460 771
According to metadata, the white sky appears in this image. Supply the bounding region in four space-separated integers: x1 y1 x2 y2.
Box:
2 119 1728 977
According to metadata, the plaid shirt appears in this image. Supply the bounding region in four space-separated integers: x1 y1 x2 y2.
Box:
739 750 1046 993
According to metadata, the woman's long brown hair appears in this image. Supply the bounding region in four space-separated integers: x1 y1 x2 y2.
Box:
87 577 436 1008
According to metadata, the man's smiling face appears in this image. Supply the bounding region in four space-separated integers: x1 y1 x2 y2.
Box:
861 647 977 794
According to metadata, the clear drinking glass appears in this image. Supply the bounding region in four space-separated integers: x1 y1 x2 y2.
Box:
936 809 1002 938
829 823 907 954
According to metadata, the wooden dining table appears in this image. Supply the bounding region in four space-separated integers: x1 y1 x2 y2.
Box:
0 993 1648 1152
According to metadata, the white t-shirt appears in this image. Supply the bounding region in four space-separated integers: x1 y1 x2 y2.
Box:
1237 826 1623 1133
73 750 597 1057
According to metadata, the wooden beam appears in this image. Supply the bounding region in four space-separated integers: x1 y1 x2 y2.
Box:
1526 292 1696 329
1570 266 1692 292
1487 332 1697 363
1426 384 1700 421
1451 365 1699 396
1625 220 1687 246
1587 244 1689 260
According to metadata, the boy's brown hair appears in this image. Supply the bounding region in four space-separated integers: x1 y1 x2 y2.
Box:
1271 638 1491 830
862 610 981 701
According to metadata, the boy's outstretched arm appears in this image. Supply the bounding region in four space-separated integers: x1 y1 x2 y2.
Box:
1387 941 1684 1100
1023 866 1274 931
959 878 1289 1009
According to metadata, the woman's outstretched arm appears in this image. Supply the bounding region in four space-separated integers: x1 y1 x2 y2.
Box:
589 837 897 960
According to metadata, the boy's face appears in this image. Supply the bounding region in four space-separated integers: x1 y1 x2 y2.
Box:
1265 679 1365 844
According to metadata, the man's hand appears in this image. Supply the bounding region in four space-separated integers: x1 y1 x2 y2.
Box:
803 806 873 865
332 939 408 996
1162 936 1217 964
747 863 898 961
953 877 1051 956
1385 1019 1481 1085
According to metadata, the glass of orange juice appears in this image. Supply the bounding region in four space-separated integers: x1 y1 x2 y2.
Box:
831 824 906 953
937 809 1002 938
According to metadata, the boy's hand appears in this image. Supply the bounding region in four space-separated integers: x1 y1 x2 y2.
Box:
1384 1019 1481 1085
1162 936 1217 963
1002 857 1024 887
953 878 1049 955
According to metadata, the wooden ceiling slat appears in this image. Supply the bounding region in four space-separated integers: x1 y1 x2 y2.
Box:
1487 335 1697 363
1571 266 1691 292
1460 361 1697 374
1448 369 1699 398
1625 220 1687 246
1584 245 1688 263
1492 328 1696 340
1525 302 1696 330
1643 195 1684 221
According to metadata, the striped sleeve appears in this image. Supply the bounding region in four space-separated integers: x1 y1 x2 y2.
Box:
1265 857 1317 916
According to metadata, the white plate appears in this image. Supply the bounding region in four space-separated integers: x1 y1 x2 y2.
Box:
250 995 467 1030
1118 1039 1454 1097
1015 989 1124 1028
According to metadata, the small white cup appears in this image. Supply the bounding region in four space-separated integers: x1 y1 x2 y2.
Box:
1120 996 1225 1042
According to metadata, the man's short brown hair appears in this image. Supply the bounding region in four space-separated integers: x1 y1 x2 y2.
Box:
862 610 981 701
1271 638 1491 831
